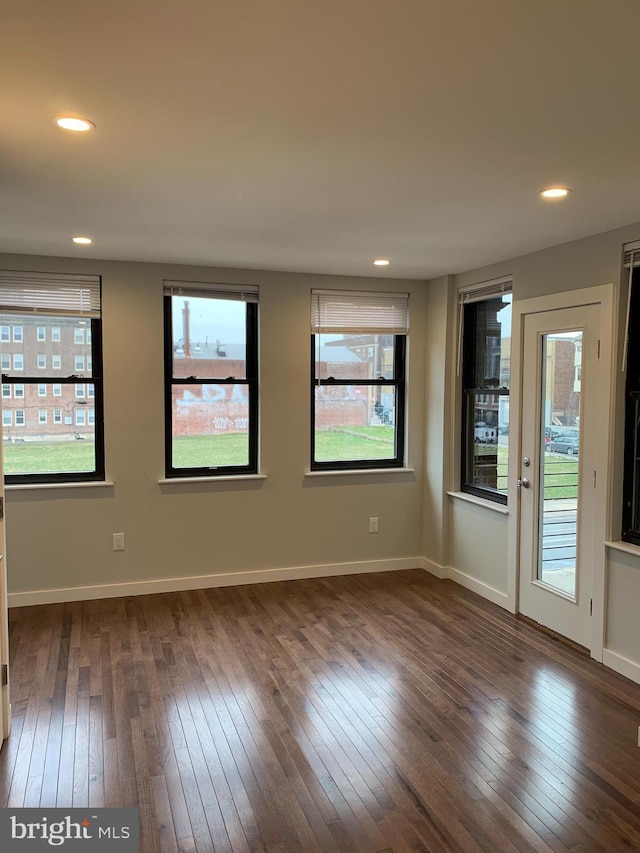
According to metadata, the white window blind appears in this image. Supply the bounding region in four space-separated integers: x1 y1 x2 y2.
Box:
0 270 101 317
624 241 640 269
164 281 258 302
311 290 409 334
458 276 512 305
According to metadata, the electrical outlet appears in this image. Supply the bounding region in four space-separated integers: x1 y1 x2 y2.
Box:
369 517 379 533
113 532 125 551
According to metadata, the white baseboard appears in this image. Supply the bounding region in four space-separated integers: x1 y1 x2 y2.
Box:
7 557 423 608
421 559 508 607
602 648 640 686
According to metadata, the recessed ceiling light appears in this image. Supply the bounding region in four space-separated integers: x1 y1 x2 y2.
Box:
373 259 390 266
71 236 93 245
55 116 95 132
540 187 570 200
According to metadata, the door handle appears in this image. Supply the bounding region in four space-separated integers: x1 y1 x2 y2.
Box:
517 477 531 489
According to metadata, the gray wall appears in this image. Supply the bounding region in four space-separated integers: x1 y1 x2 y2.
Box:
1 254 427 598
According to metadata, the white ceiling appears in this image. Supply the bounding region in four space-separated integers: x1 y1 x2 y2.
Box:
2 0 640 280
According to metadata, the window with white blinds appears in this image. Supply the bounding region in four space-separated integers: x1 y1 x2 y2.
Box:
0 269 104 484
310 289 408 471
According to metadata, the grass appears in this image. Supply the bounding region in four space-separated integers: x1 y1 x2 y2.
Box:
314 426 395 462
3 440 96 474
172 434 248 468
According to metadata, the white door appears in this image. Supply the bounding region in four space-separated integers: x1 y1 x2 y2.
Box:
518 303 600 648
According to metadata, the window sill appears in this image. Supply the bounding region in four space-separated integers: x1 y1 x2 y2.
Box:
304 467 415 478
6 480 115 492
158 474 267 484
447 490 509 515
604 540 640 559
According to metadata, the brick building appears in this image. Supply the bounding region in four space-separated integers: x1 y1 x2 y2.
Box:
0 315 95 441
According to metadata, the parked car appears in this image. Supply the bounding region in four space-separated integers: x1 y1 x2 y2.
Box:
547 434 579 455
474 422 497 443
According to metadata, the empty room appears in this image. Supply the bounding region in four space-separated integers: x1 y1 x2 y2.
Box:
2 2 640 851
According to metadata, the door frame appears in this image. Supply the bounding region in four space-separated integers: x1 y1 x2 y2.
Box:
507 283 616 661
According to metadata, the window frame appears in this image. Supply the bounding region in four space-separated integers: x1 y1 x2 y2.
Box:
163 289 259 478
0 270 104 484
460 287 512 505
310 290 408 472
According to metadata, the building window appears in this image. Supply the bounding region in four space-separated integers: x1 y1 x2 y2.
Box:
74 355 85 372
75 383 85 398
88 408 95 425
2 411 11 427
0 327 9 342
13 354 23 371
460 284 512 504
311 290 408 470
0 355 8 371
13 326 23 342
75 409 86 426
1 384 9 398
623 266 640 545
0 271 104 483
74 328 85 344
163 282 259 477
87 384 94 398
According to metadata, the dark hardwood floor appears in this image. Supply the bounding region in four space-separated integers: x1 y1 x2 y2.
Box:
2 569 640 852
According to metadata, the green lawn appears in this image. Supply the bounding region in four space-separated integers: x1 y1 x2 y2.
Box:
3 440 96 474
172 434 249 468
315 426 394 462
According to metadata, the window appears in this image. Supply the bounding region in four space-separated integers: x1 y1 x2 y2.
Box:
623 265 640 545
13 326 23 342
2 411 11 427
311 290 408 470
75 409 86 426
0 355 8 371
13 354 23 370
74 355 85 372
0 327 8 342
75 383 85 398
1 384 9 398
460 282 512 504
163 281 259 477
74 328 85 344
0 271 103 483
87 384 94 398
88 408 95 425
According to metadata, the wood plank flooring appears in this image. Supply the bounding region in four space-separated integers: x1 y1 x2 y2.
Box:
3 569 640 852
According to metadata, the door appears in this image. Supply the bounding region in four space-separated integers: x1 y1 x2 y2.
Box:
518 303 600 648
